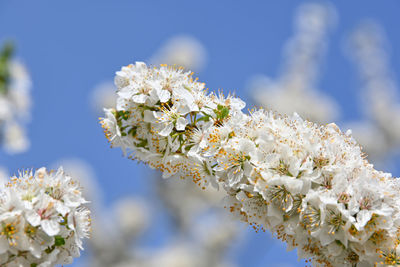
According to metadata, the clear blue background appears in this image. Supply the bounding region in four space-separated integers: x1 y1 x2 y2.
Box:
1 1 400 266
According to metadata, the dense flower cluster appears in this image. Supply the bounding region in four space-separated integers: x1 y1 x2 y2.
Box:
101 62 400 266
0 167 91 266
0 42 32 154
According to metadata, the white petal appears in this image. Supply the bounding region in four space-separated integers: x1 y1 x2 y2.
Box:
114 73 129 88
29 242 43 258
228 167 243 186
327 242 343 257
41 219 60 236
56 201 70 216
63 193 85 208
355 210 372 230
0 238 9 254
157 89 171 103
132 94 148 103
175 117 187 131
230 98 246 110
284 178 303 195
117 87 133 98
174 87 194 105
135 61 147 69
177 104 191 115
317 229 335 246
0 251 8 264
159 123 173 136
143 110 157 123
26 210 41 227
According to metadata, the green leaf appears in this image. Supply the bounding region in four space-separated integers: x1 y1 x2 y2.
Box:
183 84 192 92
0 41 14 61
128 126 137 137
220 107 229 118
214 105 230 121
54 235 65 246
136 139 148 148
0 41 14 95
197 115 210 122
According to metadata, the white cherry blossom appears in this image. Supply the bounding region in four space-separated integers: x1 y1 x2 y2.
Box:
101 62 400 266
0 167 91 266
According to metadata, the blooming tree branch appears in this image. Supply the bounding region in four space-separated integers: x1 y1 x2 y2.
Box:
101 62 400 266
0 167 91 266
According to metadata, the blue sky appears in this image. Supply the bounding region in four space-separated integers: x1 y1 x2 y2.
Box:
1 1 400 266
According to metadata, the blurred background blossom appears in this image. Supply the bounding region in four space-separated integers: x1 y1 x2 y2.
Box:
249 2 339 124
0 41 32 195
150 35 207 72
345 21 400 165
0 42 32 154
1 1 400 266
54 158 239 267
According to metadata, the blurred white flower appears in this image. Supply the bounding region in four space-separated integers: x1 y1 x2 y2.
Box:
270 264 296 267
90 81 117 114
86 215 126 267
144 240 236 267
157 175 227 232
3 122 30 154
347 21 400 160
57 159 151 267
145 243 198 267
193 215 239 267
249 2 339 123
343 121 388 160
8 60 32 119
114 197 149 238
0 167 8 188
150 35 207 72
249 75 339 123
0 42 32 154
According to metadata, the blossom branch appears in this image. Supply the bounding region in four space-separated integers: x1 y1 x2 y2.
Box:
101 62 400 266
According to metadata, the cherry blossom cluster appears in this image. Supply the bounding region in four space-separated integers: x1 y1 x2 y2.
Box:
101 62 400 266
0 167 91 266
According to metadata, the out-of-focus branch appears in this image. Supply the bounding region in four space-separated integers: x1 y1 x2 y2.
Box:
0 42 32 154
249 3 339 123
346 22 400 160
